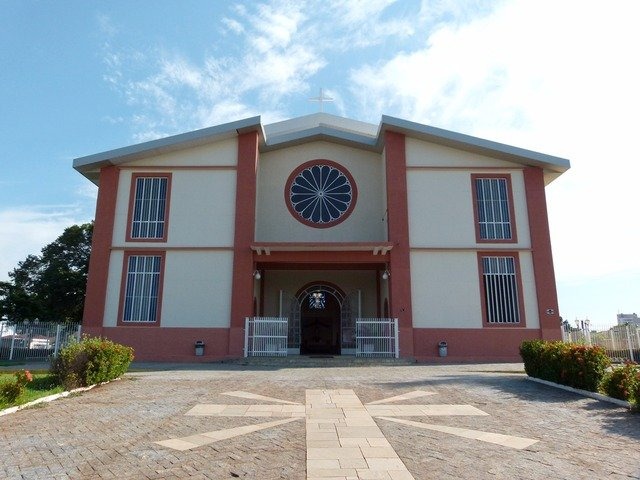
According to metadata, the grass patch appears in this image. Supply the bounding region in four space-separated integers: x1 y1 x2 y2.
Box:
0 371 64 410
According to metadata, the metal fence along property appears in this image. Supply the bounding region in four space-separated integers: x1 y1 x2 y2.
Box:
0 320 81 361
562 320 640 363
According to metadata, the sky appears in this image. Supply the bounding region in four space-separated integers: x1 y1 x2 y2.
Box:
1 0 638 327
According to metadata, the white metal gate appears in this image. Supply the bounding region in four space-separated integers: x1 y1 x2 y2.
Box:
355 318 399 358
244 317 288 357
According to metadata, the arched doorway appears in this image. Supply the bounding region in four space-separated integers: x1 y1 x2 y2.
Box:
297 285 343 355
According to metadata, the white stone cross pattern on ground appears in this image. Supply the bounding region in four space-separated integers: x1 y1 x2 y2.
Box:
156 389 538 479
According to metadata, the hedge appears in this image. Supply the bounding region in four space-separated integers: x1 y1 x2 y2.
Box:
600 362 640 403
51 336 134 390
520 340 610 392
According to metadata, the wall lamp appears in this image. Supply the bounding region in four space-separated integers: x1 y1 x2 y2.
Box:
382 268 390 280
253 270 261 280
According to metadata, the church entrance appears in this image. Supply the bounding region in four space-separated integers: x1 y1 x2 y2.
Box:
300 289 341 355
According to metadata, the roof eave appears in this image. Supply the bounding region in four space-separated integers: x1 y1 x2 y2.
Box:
261 125 378 152
378 115 571 176
73 116 264 181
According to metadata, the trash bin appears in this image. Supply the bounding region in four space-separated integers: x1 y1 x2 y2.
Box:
194 340 205 356
438 341 448 357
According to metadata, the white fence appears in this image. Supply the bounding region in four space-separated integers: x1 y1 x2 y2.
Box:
355 318 399 358
244 317 288 357
0 321 82 361
562 320 640 363
243 316 400 358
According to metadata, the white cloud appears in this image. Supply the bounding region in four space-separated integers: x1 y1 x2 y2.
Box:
159 58 204 90
75 183 98 202
98 0 428 139
348 0 640 282
100 2 324 136
195 100 261 129
344 0 640 322
0 206 92 281
249 2 306 52
221 17 244 35
97 13 117 37
321 0 416 48
101 115 124 125
94 0 638 321
244 46 326 97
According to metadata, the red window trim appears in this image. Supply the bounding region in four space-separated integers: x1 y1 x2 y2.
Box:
125 173 172 243
117 250 166 327
471 173 518 244
476 251 527 328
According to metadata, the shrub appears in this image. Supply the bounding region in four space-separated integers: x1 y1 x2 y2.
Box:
0 369 34 402
632 369 640 407
600 362 640 402
519 339 546 378
562 344 611 391
520 340 610 392
0 380 23 403
51 336 134 390
539 341 571 384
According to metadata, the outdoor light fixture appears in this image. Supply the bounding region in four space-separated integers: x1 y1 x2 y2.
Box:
253 270 261 280
310 291 325 309
382 269 390 280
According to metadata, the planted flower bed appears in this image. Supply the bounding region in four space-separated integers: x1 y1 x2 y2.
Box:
0 370 64 410
1 336 134 411
520 340 640 407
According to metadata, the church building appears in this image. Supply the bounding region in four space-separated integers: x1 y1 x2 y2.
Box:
74 113 569 362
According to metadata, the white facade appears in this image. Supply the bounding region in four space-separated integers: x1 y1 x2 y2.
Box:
256 142 387 243
75 113 569 361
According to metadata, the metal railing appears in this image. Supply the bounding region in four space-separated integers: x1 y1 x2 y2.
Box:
0 321 82 361
561 320 640 363
355 318 399 358
244 317 288 357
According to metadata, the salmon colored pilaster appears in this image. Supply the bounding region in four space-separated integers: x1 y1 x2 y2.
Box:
524 167 562 340
384 131 414 357
82 166 119 334
228 131 260 356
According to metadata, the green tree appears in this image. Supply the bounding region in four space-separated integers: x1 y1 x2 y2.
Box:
0 223 93 323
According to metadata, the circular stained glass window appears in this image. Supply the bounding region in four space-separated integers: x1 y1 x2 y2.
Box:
285 160 357 228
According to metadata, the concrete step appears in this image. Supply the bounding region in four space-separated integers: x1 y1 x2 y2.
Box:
217 355 416 368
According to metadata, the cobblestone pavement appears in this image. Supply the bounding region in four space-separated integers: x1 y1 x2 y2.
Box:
1 362 639 479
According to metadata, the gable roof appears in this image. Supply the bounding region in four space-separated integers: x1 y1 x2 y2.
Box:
73 113 570 184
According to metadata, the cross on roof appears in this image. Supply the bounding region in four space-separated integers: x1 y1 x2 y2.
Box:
309 87 334 112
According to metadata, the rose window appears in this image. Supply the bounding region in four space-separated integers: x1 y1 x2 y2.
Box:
286 161 357 228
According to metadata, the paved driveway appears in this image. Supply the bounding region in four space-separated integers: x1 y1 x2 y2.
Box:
1 362 639 479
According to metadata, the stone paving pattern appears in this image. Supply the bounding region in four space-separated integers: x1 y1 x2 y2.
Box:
1 362 639 479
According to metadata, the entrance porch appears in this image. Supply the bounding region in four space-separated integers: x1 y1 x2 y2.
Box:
251 266 390 356
244 316 400 358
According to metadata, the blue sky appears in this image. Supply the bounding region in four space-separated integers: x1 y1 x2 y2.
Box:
1 0 638 326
